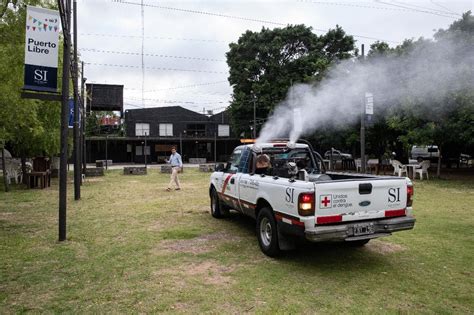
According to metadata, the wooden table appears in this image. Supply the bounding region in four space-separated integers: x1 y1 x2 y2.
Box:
27 171 50 189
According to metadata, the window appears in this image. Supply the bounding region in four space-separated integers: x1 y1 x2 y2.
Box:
136 146 150 156
226 149 242 174
218 124 230 137
159 123 173 136
135 123 149 136
186 123 206 136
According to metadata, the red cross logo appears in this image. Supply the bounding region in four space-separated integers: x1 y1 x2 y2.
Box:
320 195 331 208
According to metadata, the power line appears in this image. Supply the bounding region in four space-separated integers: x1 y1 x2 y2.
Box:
79 48 226 62
374 0 457 18
392 0 460 16
111 0 399 43
112 0 286 26
297 0 456 15
78 32 227 43
124 80 228 92
124 96 228 105
430 0 462 16
84 62 228 74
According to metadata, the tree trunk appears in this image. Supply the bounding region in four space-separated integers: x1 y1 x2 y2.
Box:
437 147 441 178
2 148 9 192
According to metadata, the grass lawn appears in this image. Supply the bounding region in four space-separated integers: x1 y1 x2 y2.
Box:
0 169 473 313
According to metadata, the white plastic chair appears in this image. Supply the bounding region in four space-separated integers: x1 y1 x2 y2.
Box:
5 164 22 184
391 160 407 177
415 161 430 180
355 159 362 172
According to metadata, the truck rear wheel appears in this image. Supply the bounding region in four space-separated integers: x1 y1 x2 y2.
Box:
210 189 228 218
256 207 281 257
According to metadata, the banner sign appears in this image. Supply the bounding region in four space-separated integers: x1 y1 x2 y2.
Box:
365 92 374 115
23 6 60 92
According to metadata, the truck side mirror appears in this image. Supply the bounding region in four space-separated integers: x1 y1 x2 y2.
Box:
215 163 225 172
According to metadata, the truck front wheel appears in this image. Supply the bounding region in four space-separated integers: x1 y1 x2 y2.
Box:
210 189 228 218
256 207 281 257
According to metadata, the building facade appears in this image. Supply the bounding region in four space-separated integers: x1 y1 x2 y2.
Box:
86 106 240 164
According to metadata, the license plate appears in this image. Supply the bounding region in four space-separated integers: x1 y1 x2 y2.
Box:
353 223 375 236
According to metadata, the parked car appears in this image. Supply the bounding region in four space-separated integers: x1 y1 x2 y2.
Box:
323 149 352 160
411 145 440 162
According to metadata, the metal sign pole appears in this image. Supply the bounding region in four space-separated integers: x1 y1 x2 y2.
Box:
73 0 80 199
58 0 71 241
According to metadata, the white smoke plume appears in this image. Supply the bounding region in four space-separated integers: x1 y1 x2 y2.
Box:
257 35 474 144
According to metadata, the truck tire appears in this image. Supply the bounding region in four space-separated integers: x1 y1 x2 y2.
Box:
256 207 281 257
210 189 228 218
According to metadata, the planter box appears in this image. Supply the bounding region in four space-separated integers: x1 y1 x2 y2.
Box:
124 166 147 175
96 160 113 167
85 167 104 177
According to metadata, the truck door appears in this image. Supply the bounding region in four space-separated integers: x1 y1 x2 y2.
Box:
238 150 258 216
218 147 244 211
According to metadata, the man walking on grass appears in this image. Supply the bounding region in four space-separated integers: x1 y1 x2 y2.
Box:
166 146 183 191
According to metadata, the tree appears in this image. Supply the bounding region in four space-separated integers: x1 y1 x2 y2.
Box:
0 1 63 183
226 25 356 136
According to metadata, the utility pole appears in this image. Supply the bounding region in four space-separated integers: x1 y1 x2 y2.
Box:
360 44 366 174
81 61 86 175
73 0 80 200
58 0 71 241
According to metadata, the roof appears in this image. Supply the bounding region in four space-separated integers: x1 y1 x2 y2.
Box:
125 106 210 122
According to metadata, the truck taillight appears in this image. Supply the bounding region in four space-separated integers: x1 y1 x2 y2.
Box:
298 193 315 216
407 185 414 207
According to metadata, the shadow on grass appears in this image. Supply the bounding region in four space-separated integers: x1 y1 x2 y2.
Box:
222 211 392 270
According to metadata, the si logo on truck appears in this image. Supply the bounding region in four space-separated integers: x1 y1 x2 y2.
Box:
285 187 295 203
388 187 401 203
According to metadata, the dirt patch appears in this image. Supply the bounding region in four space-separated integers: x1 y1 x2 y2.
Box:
154 260 236 287
366 240 406 254
85 178 104 182
147 220 167 231
154 231 239 255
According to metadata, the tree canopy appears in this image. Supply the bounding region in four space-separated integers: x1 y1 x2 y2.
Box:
0 1 63 159
226 24 356 135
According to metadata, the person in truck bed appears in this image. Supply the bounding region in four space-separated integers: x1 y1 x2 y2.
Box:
255 154 271 175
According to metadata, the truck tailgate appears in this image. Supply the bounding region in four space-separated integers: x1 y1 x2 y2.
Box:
314 178 409 224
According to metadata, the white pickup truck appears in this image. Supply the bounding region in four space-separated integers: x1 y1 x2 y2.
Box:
209 140 415 256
